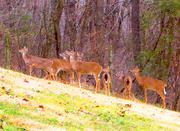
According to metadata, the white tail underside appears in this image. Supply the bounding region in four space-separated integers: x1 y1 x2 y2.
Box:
164 88 167 95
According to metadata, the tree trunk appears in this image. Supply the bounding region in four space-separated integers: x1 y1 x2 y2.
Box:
131 0 141 61
168 18 180 111
51 0 64 58
65 0 76 49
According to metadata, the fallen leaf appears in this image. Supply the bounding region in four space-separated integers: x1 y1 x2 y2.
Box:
24 79 29 83
22 98 29 102
125 104 132 108
95 105 100 108
1 87 5 90
39 105 44 109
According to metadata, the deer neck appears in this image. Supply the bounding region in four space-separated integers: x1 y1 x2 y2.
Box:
69 55 76 63
134 72 143 84
21 52 30 63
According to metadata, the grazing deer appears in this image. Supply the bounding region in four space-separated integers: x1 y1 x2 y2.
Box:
130 67 167 109
65 51 102 93
51 58 74 83
102 66 111 96
120 75 132 99
58 51 83 83
19 47 54 79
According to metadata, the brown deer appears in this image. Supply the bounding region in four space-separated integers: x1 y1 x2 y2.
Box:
102 66 111 96
65 51 102 93
58 51 83 83
130 67 167 109
120 75 132 99
19 47 54 79
51 58 74 83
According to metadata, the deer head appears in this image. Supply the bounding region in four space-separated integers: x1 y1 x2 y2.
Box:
19 47 28 55
64 50 83 61
130 66 140 75
59 52 70 61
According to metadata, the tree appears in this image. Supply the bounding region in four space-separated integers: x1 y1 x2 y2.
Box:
131 0 141 61
51 0 64 58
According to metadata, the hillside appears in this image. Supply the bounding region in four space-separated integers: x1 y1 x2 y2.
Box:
0 67 179 130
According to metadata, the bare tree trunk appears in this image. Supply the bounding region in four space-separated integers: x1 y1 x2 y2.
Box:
77 0 93 51
4 32 11 69
131 0 141 60
168 18 180 111
51 0 64 58
64 0 76 49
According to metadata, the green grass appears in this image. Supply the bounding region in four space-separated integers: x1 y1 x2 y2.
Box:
0 68 178 130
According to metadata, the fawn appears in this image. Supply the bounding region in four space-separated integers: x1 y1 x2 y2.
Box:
120 75 132 99
102 66 111 96
130 67 167 109
19 47 54 79
65 51 102 93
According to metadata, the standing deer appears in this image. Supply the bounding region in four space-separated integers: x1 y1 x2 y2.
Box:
102 66 111 96
19 47 54 79
120 75 132 99
65 51 102 93
130 67 167 109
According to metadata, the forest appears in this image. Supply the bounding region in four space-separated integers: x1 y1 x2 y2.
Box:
0 0 179 113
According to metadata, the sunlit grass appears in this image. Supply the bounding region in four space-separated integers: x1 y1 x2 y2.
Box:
0 68 177 130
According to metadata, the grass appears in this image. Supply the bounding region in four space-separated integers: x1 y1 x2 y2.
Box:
0 67 178 130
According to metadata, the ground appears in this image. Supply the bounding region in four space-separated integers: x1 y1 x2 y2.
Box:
0 67 179 130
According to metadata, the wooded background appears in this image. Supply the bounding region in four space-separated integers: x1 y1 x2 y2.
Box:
0 0 179 111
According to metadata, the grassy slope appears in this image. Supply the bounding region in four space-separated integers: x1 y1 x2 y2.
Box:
0 68 179 130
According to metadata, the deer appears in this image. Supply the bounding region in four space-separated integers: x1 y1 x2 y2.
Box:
57 51 84 83
19 47 54 79
120 75 132 99
130 67 167 109
65 50 102 93
102 66 111 96
51 58 74 83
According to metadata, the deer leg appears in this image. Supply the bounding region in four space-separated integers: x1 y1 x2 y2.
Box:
29 66 32 76
50 72 55 80
98 77 101 92
125 88 128 99
62 72 67 84
43 70 50 80
144 88 147 103
128 88 131 99
77 72 81 88
104 83 107 95
53 72 58 81
94 75 98 93
44 73 48 79
158 91 166 109
162 96 166 109
70 71 74 84
108 83 110 96
95 75 100 93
